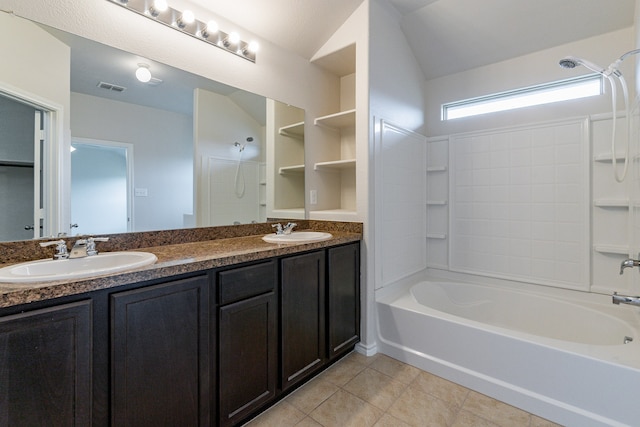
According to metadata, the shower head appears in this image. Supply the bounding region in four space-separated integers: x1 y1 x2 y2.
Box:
558 56 606 75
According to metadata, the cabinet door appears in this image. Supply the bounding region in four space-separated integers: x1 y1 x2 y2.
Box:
327 243 360 359
0 300 92 426
281 251 326 391
111 275 210 427
219 291 277 426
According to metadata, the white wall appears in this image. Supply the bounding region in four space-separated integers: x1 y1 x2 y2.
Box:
71 92 193 232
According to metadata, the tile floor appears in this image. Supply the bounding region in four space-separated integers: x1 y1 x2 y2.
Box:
245 352 563 427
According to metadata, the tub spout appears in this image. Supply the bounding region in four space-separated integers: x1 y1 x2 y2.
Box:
612 292 640 306
620 258 640 274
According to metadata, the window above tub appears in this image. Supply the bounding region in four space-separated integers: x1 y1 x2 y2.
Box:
442 74 603 120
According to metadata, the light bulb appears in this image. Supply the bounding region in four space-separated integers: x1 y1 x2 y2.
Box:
228 32 240 44
247 41 259 53
202 20 218 38
154 0 168 11
149 0 168 16
177 10 195 28
135 64 152 83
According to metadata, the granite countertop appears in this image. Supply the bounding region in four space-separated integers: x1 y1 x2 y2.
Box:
0 230 361 309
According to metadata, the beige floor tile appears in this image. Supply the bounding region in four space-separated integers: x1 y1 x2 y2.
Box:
245 400 305 427
373 413 413 427
343 351 380 367
451 409 500 427
531 415 564 427
295 416 323 427
409 371 469 409
317 359 366 386
309 389 383 427
369 355 421 384
387 386 457 426
286 377 340 414
343 368 408 411
462 391 531 427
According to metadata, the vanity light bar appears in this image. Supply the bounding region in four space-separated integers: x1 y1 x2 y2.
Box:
108 0 257 63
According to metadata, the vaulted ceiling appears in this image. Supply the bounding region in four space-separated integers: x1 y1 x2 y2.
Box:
191 0 636 80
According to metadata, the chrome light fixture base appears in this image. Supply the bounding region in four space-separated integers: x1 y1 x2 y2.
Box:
108 0 257 63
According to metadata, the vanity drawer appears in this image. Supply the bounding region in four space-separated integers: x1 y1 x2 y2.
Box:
218 260 277 305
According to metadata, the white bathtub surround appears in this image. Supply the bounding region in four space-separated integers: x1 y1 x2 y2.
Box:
447 118 590 290
376 278 640 427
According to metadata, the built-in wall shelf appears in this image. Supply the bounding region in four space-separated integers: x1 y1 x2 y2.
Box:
426 200 447 206
427 233 447 239
314 109 356 130
426 166 447 172
314 159 356 170
270 208 305 219
278 122 305 138
594 199 629 208
278 165 305 175
593 244 629 255
309 209 358 220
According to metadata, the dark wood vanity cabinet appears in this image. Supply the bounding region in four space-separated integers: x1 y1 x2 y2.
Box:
280 250 327 391
327 243 361 360
0 239 360 426
217 260 278 427
0 300 92 426
110 274 210 427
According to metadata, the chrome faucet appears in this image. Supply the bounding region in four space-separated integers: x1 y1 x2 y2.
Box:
612 292 640 306
620 258 640 274
271 222 297 235
69 237 109 259
282 222 297 234
39 239 69 260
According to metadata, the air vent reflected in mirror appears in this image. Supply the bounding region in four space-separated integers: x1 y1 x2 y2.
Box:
97 81 126 92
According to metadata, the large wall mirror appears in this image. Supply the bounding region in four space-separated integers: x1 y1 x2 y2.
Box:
0 13 305 243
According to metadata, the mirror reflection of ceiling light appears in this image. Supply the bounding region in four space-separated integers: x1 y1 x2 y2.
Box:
135 64 152 83
107 0 258 62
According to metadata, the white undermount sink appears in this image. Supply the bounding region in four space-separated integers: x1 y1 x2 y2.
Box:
262 231 332 244
0 251 157 284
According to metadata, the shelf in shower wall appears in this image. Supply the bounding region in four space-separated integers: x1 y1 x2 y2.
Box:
593 244 629 255
426 200 447 206
594 199 629 208
593 153 628 162
426 166 447 172
427 233 447 239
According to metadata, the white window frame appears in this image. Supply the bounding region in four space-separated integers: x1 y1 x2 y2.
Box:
442 74 603 120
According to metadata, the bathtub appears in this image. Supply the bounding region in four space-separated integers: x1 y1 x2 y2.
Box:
376 280 640 427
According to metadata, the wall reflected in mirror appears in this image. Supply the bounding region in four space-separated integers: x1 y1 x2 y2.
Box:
0 14 305 243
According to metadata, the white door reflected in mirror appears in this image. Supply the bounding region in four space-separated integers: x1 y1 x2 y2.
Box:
71 139 133 235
